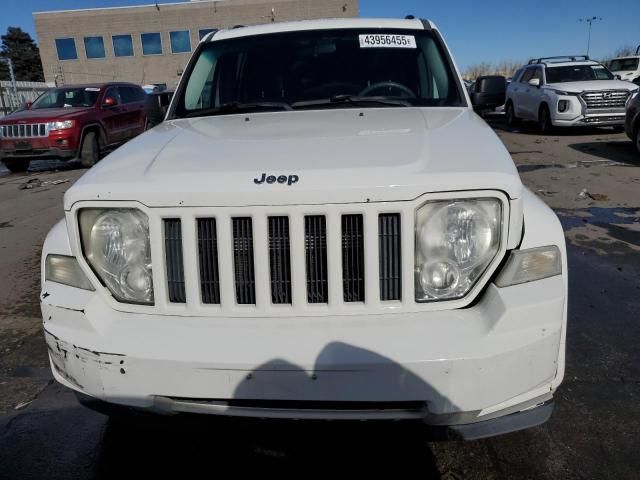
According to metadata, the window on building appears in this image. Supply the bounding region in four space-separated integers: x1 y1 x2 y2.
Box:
112 35 134 57
141 32 163 55
84 36 106 59
55 38 78 61
170 30 191 54
198 28 216 40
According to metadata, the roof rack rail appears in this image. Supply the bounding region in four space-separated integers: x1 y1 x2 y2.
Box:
528 55 590 65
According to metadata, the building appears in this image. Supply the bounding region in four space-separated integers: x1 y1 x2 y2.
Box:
34 0 359 88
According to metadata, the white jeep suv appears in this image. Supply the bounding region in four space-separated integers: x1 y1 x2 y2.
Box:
40 18 567 440
505 56 639 132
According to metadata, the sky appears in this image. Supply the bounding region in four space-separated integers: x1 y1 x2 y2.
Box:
1 0 639 71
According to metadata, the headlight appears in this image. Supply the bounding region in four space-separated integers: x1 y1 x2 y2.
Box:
79 208 154 304
48 120 74 131
415 198 501 301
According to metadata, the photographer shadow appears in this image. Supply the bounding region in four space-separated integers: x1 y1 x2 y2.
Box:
96 342 454 478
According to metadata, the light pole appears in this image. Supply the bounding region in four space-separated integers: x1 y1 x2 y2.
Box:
579 16 603 56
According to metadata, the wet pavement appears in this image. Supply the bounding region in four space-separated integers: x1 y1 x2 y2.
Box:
1 123 639 479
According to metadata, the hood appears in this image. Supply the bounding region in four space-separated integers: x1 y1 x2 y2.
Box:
65 108 522 209
0 107 93 123
546 80 639 93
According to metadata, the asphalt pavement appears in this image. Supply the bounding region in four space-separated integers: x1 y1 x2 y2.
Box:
0 121 638 479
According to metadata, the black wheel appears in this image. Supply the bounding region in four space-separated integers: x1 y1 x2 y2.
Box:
2 158 30 173
635 126 640 156
505 102 518 127
538 104 553 134
79 131 100 168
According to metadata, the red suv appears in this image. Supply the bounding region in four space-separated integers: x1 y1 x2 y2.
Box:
0 82 148 173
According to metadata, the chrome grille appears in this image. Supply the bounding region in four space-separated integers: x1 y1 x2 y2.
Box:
0 123 48 138
581 90 630 110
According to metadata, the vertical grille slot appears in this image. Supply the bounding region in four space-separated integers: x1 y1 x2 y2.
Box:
232 217 256 305
304 215 328 303
268 216 292 304
379 214 402 301
342 214 365 302
197 218 221 304
164 219 186 303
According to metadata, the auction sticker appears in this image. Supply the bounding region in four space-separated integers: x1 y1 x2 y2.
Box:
359 34 416 49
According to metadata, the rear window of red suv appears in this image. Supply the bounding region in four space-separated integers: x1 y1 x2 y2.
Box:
32 88 101 109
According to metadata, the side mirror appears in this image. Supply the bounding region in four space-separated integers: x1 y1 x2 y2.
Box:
471 75 507 111
614 74 622 80
102 96 118 108
24 101 33 110
159 91 173 108
528 78 541 88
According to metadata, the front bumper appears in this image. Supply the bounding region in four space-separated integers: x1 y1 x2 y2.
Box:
0 131 78 161
549 94 627 127
42 272 565 431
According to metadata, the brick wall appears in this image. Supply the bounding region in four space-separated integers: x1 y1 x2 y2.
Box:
34 0 359 87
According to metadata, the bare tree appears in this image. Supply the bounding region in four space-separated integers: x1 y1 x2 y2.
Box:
464 60 524 81
612 45 637 58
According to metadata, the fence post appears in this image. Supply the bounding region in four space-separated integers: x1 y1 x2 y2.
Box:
0 86 7 116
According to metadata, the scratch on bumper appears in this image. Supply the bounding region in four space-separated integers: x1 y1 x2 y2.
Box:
44 328 125 394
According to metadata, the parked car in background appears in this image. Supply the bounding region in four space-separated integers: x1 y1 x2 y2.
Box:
41 18 567 440
145 89 174 128
625 88 640 155
608 46 640 84
505 56 639 133
0 82 148 172
142 83 169 94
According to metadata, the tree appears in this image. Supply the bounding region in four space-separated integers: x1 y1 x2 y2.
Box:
612 45 638 58
0 27 44 82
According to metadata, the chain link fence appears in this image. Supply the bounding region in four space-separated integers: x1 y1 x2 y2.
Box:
0 81 52 117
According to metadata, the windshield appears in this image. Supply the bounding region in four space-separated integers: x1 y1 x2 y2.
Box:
609 58 639 72
545 64 614 83
174 29 464 118
31 87 101 109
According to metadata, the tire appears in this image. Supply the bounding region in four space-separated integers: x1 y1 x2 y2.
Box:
79 131 100 168
635 126 640 156
2 158 30 173
538 104 554 134
505 102 518 128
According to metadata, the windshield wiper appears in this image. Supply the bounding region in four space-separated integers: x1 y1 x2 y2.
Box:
292 95 412 109
183 101 292 118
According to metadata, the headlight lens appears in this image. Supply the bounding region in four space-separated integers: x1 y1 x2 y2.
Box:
48 120 74 131
415 199 501 301
79 208 153 304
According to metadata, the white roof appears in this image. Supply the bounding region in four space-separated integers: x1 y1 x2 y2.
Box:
211 18 432 41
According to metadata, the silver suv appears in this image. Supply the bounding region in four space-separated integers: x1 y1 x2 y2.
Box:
505 56 639 132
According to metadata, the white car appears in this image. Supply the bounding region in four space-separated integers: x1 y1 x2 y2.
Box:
609 51 640 84
41 18 567 440
505 56 639 132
